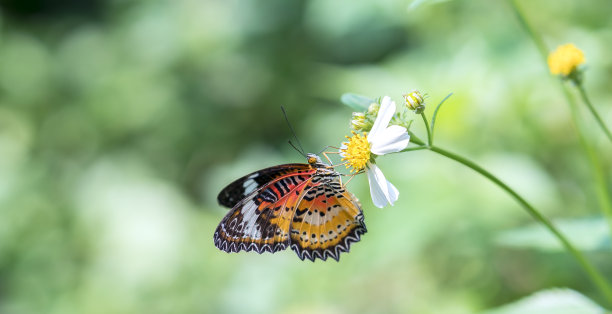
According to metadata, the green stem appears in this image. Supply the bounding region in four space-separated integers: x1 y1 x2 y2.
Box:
576 84 612 143
428 145 612 305
561 84 612 240
508 0 549 65
420 112 433 146
400 146 427 152
407 131 425 146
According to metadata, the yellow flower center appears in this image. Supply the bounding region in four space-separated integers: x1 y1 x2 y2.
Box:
341 131 371 172
547 43 585 76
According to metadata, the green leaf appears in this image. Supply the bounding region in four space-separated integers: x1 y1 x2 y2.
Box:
484 288 606 314
430 92 453 139
340 93 375 112
496 217 611 252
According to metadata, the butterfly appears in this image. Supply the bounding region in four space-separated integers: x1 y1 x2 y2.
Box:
214 153 367 261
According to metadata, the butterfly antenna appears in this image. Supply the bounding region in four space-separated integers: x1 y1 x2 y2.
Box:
317 145 333 155
288 140 305 156
281 106 306 156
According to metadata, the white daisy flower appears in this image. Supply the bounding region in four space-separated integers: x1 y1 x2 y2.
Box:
340 96 410 208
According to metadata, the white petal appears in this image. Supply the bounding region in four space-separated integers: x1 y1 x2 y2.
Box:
367 164 388 208
366 163 399 208
369 96 396 139
370 125 410 155
386 180 399 205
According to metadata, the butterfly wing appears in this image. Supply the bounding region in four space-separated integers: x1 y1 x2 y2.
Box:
217 164 312 208
214 165 317 254
289 174 367 261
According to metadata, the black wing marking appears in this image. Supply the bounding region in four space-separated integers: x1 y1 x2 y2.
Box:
217 163 312 208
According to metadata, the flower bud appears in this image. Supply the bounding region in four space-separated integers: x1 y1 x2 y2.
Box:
404 91 425 113
367 103 380 116
351 112 367 131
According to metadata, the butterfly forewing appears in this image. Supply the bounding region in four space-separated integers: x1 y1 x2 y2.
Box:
214 166 316 254
217 164 312 208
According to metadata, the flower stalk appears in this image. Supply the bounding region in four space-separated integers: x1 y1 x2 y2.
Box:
576 84 612 143
400 136 612 306
420 113 432 146
431 145 612 305
560 83 612 238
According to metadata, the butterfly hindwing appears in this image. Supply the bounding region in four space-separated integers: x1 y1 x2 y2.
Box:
214 167 316 254
289 175 366 261
217 164 312 208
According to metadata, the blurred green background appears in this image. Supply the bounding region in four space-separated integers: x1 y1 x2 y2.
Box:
1 0 611 313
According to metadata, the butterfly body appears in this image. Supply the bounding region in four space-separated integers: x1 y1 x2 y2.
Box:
214 154 367 261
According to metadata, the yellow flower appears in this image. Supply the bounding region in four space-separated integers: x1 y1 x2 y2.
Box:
340 131 370 172
548 43 585 76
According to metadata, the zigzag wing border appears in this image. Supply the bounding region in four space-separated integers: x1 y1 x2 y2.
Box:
288 175 368 262
290 212 366 262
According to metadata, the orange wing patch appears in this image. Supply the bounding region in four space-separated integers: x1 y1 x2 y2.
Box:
289 178 366 261
214 171 315 254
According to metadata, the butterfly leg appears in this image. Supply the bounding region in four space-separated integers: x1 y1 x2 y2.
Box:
322 151 349 169
343 174 355 187
318 145 341 155
322 151 335 165
341 169 364 187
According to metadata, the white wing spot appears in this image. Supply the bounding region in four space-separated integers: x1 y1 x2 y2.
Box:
243 180 257 195
240 201 262 239
243 173 260 194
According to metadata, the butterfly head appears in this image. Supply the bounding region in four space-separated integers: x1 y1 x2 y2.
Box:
306 153 325 167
